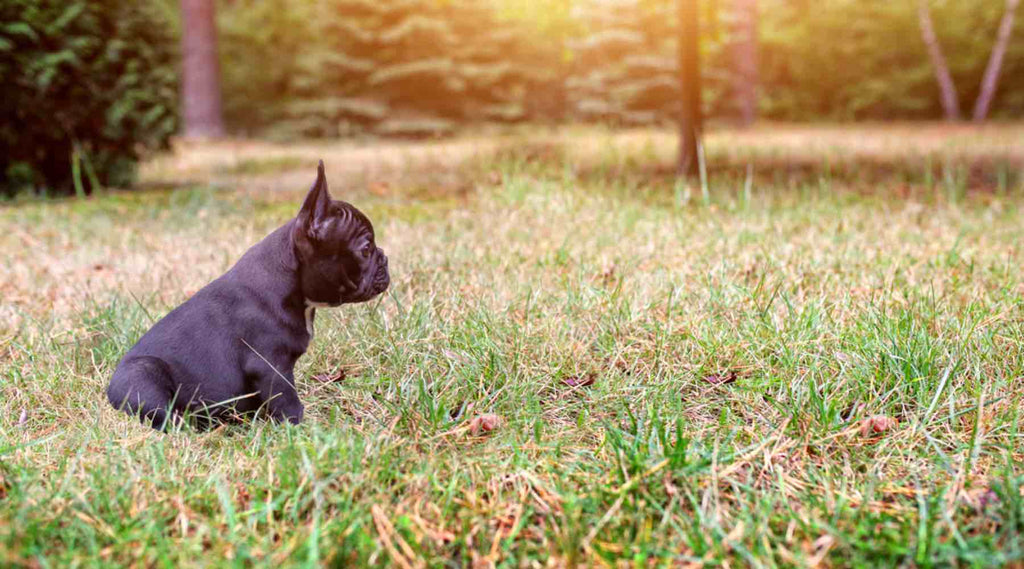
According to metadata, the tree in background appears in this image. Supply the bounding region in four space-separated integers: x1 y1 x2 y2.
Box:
919 0 1022 122
368 0 563 136
450 2 560 124
285 0 389 138
973 0 1021 121
678 0 702 177
732 0 758 126
566 0 678 126
217 0 312 134
491 0 575 121
366 0 462 137
917 0 962 120
240 0 547 139
180 0 225 138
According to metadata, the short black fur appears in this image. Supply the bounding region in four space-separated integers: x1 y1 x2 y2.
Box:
106 161 389 430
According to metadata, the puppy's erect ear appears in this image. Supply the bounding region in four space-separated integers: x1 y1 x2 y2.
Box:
295 160 331 245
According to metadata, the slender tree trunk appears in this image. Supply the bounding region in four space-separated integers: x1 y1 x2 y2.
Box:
733 0 758 127
180 0 225 138
973 0 1021 122
917 0 961 121
678 0 702 178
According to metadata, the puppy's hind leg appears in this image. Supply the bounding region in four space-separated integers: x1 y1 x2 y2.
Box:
107 356 178 431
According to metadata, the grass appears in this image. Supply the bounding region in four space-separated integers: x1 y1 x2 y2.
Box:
2 124 1024 566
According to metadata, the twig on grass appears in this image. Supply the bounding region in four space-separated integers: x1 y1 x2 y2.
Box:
371 504 422 569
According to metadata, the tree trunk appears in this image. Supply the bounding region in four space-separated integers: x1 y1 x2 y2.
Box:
917 0 961 121
678 0 702 178
733 0 758 127
973 0 1021 122
180 0 225 138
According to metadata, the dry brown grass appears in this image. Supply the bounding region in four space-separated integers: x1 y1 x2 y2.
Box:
140 122 1024 192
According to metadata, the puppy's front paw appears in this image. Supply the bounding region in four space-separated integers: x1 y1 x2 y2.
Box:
272 402 304 425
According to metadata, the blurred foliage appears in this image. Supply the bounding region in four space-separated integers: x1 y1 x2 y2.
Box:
219 0 561 138
566 0 679 125
759 0 1024 120
214 0 1024 136
0 0 178 196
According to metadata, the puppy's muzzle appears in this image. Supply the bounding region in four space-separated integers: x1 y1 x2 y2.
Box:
372 252 390 296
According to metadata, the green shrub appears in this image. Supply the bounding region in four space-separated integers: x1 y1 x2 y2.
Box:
0 0 178 196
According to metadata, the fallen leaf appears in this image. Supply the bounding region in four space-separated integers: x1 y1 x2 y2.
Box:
598 264 617 287
562 373 596 388
313 367 347 383
369 182 391 196
703 371 738 386
611 359 633 376
965 487 999 511
235 483 251 511
468 414 502 436
859 415 898 436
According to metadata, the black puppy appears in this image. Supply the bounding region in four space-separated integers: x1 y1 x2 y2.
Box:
106 161 389 430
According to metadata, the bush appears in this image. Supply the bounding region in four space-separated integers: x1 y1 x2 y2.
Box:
0 0 178 196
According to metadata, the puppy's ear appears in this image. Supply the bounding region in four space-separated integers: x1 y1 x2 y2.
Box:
295 160 331 246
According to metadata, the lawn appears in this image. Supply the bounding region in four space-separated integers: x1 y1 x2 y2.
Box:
2 124 1024 567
